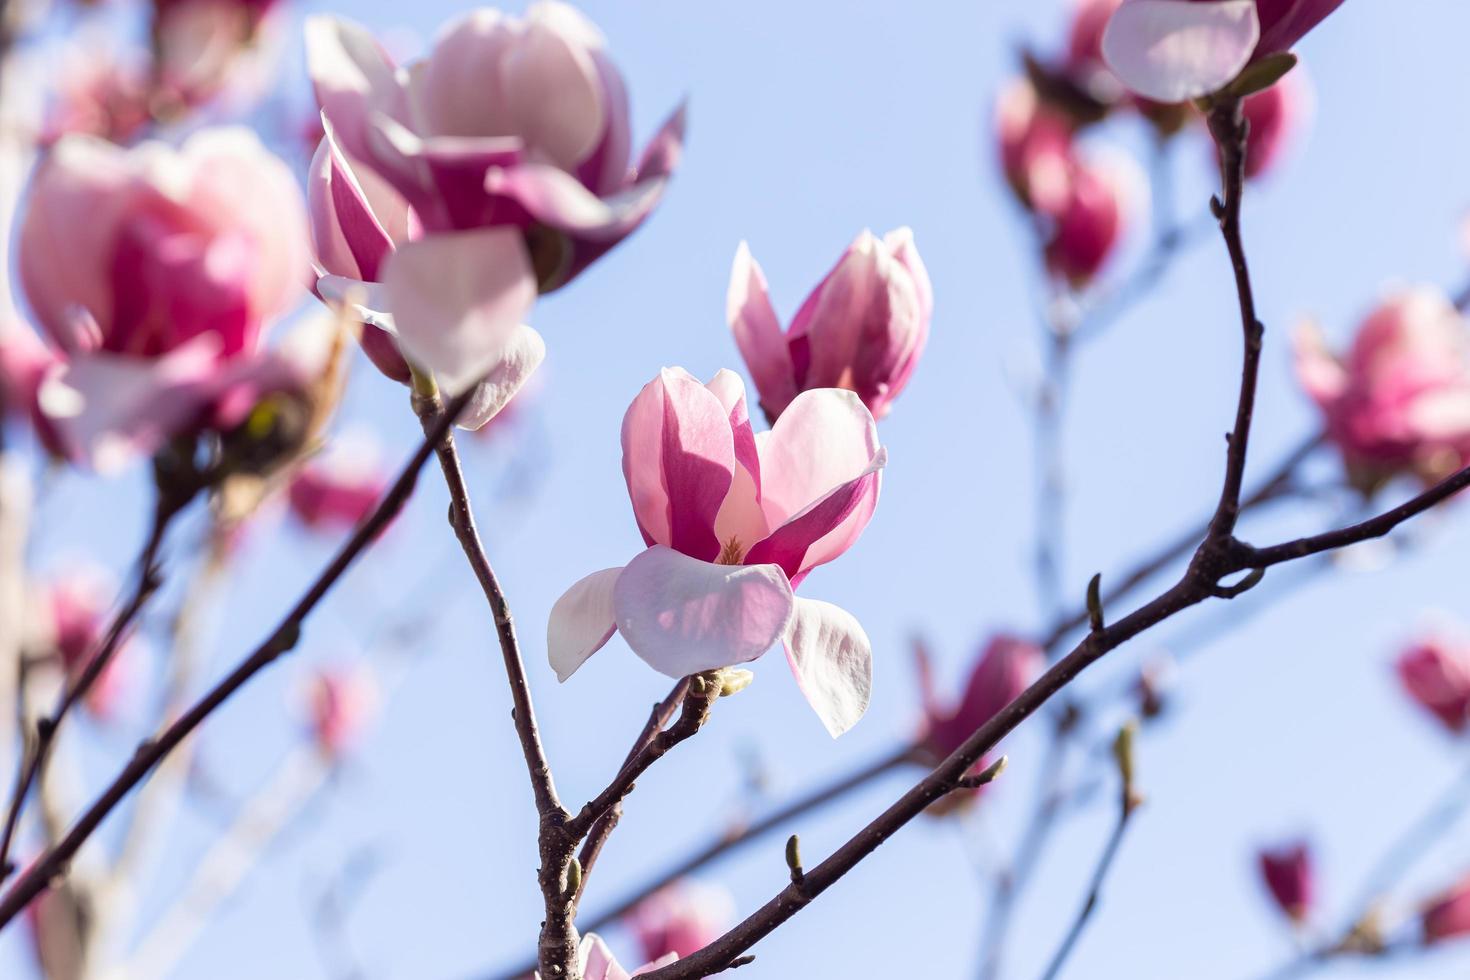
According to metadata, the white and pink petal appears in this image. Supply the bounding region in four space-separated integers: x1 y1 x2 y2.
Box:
548 566 623 682
1101 0 1260 103
783 597 872 738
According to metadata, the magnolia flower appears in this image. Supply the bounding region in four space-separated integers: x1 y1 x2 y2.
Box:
535 933 676 980
1396 637 1470 734
302 664 378 759
41 45 152 147
1424 875 1470 944
996 78 1076 215
1237 66 1309 178
18 128 311 471
1043 155 1132 286
728 230 931 423
1294 288 1470 491
37 568 133 720
1102 0 1345 103
305 3 683 390
915 634 1043 763
1258 842 1314 923
628 882 734 962
152 0 285 113
307 127 545 423
288 432 389 532
550 369 885 737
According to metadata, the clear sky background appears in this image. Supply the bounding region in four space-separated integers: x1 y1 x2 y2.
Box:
6 1 1470 979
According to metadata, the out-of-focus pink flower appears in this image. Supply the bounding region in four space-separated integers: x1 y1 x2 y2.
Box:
1239 67 1309 178
1102 0 1345 103
17 128 311 471
549 369 886 737
1066 0 1126 96
152 0 285 112
38 569 131 720
0 326 66 456
916 634 1044 763
1043 156 1132 286
628 882 734 962
1423 875 1470 944
288 434 389 532
304 4 683 382
1396 637 1470 734
996 78 1076 215
1294 288 1470 491
535 933 676 980
42 47 152 147
303 664 378 759
728 229 930 423
1258 842 1314 923
307 129 545 421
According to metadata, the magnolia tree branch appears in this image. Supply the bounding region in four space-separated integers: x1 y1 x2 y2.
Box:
0 384 479 932
634 98 1470 980
0 475 197 883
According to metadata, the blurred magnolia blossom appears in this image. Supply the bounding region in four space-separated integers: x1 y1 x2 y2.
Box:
1065 0 1126 95
1042 150 1138 287
300 663 378 759
305 2 683 396
535 933 675 980
549 368 885 737
151 0 288 114
727 229 931 423
628 881 735 962
287 430 389 532
1237 67 1310 179
1423 874 1470 944
41 42 153 147
18 127 314 471
1396 634 1470 734
996 78 1076 215
1101 0 1346 103
1294 287 1470 494
33 565 135 720
1257 841 1314 924
913 635 1043 802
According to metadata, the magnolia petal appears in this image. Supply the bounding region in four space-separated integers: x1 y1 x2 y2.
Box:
757 388 881 528
1291 320 1347 409
612 546 794 678
744 447 885 581
784 597 872 738
458 325 545 430
485 160 665 237
380 228 536 395
1101 0 1260 103
504 3 607 172
727 242 796 421
548 566 623 682
634 101 686 183
304 16 409 163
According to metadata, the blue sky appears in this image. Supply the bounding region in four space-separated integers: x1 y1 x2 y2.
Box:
7 1 1470 978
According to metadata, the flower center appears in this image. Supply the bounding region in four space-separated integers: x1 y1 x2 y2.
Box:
717 536 745 565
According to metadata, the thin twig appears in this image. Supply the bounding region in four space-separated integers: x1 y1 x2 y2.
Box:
1035 804 1135 980
0 385 477 931
0 480 194 883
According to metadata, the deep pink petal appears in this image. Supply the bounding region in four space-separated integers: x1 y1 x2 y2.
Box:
744 448 884 583
757 388 882 529
727 242 796 421
612 546 794 677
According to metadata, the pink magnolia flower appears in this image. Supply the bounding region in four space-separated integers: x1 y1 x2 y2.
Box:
18 128 311 471
151 0 285 113
535 933 676 980
549 369 886 737
728 229 931 424
38 569 133 720
1396 637 1470 734
1258 841 1314 923
1101 0 1346 103
916 634 1044 763
996 78 1076 215
1294 288 1470 490
1043 156 1132 286
307 127 545 420
41 46 152 147
628 882 734 963
1068 0 1126 73
288 434 389 532
1238 67 1309 179
1424 874 1470 944
302 664 378 758
304 4 683 385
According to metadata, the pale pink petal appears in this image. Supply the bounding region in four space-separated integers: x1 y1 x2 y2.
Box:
757 388 881 528
413 10 517 140
1292 320 1347 408
548 566 623 682
579 933 631 980
705 369 768 555
503 2 607 171
784 597 872 737
484 160 666 236
634 102 686 183
727 242 796 420
380 228 536 395
612 546 795 677
744 447 885 582
459 325 545 430
304 16 409 164
1101 0 1260 103
621 369 737 562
